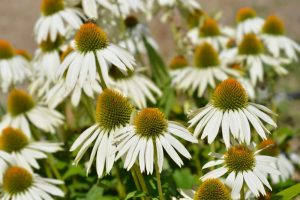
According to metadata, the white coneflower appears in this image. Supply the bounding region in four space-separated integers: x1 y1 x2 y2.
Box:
235 7 264 40
0 89 64 137
0 165 64 200
187 18 230 51
188 79 277 148
109 66 162 109
34 0 84 43
0 127 61 169
46 47 102 108
221 33 289 85
258 139 295 184
201 144 280 199
260 15 300 61
57 21 135 89
114 108 197 174
155 0 200 10
70 89 133 177
176 179 231 200
171 43 239 97
0 40 31 92
120 15 158 55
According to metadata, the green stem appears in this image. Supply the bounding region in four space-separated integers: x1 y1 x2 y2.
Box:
114 164 127 199
81 93 96 121
153 140 164 200
240 183 245 200
131 169 141 190
133 164 149 199
95 54 108 89
193 142 203 177
48 155 67 193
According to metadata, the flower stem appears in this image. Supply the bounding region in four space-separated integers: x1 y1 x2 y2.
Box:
114 164 127 199
133 164 149 199
95 54 108 89
153 140 164 200
81 93 96 121
240 183 245 200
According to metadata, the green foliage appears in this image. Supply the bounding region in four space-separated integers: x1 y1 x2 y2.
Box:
274 183 300 200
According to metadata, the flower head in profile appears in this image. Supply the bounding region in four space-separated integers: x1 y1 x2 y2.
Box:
187 18 232 51
57 21 135 90
0 127 62 169
260 15 300 61
258 139 295 183
235 7 264 40
0 40 31 92
172 43 239 97
35 0 84 43
70 89 133 177
0 164 64 200
114 108 197 174
221 33 289 85
201 144 280 198
109 66 162 109
188 79 277 148
0 89 64 137
177 179 231 200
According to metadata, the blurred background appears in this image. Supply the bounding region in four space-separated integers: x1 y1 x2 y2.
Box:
0 0 299 130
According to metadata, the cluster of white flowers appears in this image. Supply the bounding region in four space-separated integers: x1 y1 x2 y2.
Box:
0 0 299 199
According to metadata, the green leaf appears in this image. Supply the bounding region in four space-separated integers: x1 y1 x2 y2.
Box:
274 183 300 200
172 168 198 189
125 191 147 200
62 165 86 180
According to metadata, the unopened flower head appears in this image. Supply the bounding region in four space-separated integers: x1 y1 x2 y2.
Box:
194 42 220 68
199 18 220 37
189 78 277 147
41 0 64 16
201 144 280 198
212 78 248 110
96 89 133 130
238 33 264 55
262 15 285 36
124 15 139 29
114 107 197 174
236 7 257 23
169 55 188 70
194 179 231 200
7 89 35 116
0 40 14 59
0 127 28 153
75 22 109 53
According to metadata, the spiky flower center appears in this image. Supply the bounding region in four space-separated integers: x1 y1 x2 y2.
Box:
0 127 28 152
225 145 255 172
236 7 257 23
3 166 33 195
200 19 220 37
262 15 285 35
187 9 205 28
96 89 132 130
124 15 139 29
169 55 188 70
194 43 220 68
134 108 167 138
41 0 64 16
109 66 133 80
39 36 63 52
75 22 109 53
238 33 264 55
226 38 236 49
194 179 231 200
256 192 272 200
212 79 248 110
0 40 14 59
7 89 35 116
258 139 279 157
15 49 31 61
